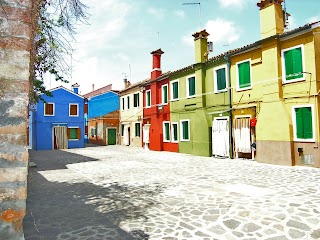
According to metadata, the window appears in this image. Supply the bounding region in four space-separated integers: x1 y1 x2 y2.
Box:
90 127 96 137
171 122 178 142
187 75 196 97
282 45 305 83
180 119 190 141
146 90 151 108
122 98 125 111
236 59 252 91
171 80 179 101
127 96 130 110
292 105 315 142
162 84 168 104
134 93 140 107
69 104 78 117
44 103 54 116
68 127 80 140
214 65 228 93
135 122 141 137
163 121 170 142
121 124 124 136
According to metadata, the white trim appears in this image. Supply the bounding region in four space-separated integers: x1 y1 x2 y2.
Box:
44 102 55 116
48 86 85 99
161 84 169 105
186 74 196 98
236 58 252 91
163 121 171 142
235 114 252 119
213 64 228 93
281 44 306 84
152 68 162 72
69 103 79 117
170 79 179 101
146 90 151 108
180 119 190 142
292 104 315 142
133 92 140 108
171 122 179 143
68 126 80 141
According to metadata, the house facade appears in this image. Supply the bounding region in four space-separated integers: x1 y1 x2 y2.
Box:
29 85 85 150
229 0 320 167
119 80 145 147
84 89 120 145
141 49 178 152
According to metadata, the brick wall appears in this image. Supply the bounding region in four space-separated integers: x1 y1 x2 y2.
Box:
0 0 31 239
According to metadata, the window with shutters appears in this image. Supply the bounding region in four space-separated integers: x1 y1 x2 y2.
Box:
180 119 190 141
134 93 140 107
162 84 168 104
121 97 125 111
292 105 315 142
127 96 130 110
44 103 54 116
214 65 228 93
170 80 179 101
69 104 79 117
282 45 305 83
146 90 151 108
68 127 80 140
186 75 196 98
236 59 252 91
171 122 178 142
163 121 170 142
121 124 124 136
135 122 141 137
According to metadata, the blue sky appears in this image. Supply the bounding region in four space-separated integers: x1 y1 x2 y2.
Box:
44 0 320 94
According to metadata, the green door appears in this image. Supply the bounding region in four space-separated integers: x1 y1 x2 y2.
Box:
107 128 116 145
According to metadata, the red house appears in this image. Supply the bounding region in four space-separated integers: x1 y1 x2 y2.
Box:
142 49 178 152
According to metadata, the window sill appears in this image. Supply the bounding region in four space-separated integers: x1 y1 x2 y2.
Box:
236 86 252 92
68 139 80 141
170 98 179 102
282 77 306 85
146 106 151 109
180 139 190 142
69 115 79 117
186 95 196 99
44 115 54 117
163 140 170 143
171 140 179 143
294 138 315 143
215 89 228 94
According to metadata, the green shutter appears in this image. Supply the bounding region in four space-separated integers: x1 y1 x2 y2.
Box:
238 61 251 88
182 121 189 140
173 82 178 99
173 124 178 141
189 77 195 96
70 128 77 139
163 85 168 103
285 47 303 80
302 107 313 139
295 108 304 139
135 123 140 137
147 91 151 106
165 123 170 140
216 68 226 91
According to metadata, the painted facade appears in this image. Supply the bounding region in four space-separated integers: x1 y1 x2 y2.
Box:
169 30 232 157
84 89 120 145
119 80 145 147
229 0 320 167
30 86 85 150
141 49 178 152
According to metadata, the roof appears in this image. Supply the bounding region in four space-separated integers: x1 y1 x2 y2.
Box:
83 84 113 98
119 78 149 95
44 86 85 99
141 71 171 86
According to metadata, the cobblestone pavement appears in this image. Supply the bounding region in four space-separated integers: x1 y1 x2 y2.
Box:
24 145 320 240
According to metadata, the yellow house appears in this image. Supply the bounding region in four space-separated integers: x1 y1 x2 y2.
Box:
229 0 320 167
119 79 146 147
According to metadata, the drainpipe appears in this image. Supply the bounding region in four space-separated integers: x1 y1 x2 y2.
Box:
224 55 233 159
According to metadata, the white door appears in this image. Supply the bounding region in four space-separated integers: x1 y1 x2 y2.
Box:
212 118 229 158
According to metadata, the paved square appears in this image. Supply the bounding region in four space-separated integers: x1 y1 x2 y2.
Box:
24 146 320 239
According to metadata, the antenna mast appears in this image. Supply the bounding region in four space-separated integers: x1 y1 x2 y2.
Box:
182 2 202 29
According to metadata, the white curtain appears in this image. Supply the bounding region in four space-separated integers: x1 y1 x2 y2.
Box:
123 125 129 146
233 118 251 154
143 124 150 143
212 119 229 157
54 126 68 149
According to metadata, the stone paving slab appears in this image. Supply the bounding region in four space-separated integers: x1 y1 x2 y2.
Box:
24 146 320 239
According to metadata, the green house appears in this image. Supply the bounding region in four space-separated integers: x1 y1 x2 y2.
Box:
169 30 232 157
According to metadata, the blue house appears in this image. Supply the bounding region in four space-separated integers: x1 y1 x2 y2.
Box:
29 84 85 150
83 88 120 145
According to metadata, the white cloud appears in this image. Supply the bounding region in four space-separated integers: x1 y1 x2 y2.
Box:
147 7 166 20
218 0 252 9
174 10 185 18
205 19 240 45
308 16 320 23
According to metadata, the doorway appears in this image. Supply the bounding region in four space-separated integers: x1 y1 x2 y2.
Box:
107 128 117 145
212 117 229 158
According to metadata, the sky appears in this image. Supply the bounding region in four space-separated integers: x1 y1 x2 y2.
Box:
44 0 320 94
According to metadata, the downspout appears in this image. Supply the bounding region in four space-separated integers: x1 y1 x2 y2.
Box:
224 55 233 159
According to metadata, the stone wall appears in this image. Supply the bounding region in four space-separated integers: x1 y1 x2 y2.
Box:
0 0 31 239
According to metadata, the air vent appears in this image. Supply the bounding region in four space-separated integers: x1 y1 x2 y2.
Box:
301 154 314 165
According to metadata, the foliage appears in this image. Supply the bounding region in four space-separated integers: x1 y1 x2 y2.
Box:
29 0 88 103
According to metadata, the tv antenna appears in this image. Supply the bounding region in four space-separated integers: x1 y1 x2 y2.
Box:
182 2 202 29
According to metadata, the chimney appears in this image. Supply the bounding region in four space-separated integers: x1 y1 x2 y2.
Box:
71 83 80 94
257 0 284 39
92 84 95 92
192 29 209 64
124 78 128 89
150 49 164 80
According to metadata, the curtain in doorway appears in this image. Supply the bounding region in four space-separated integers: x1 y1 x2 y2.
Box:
233 118 251 153
54 126 68 149
123 125 129 146
212 119 229 157
143 124 150 143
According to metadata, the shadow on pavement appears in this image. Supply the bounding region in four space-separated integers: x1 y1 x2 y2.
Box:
24 150 164 240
